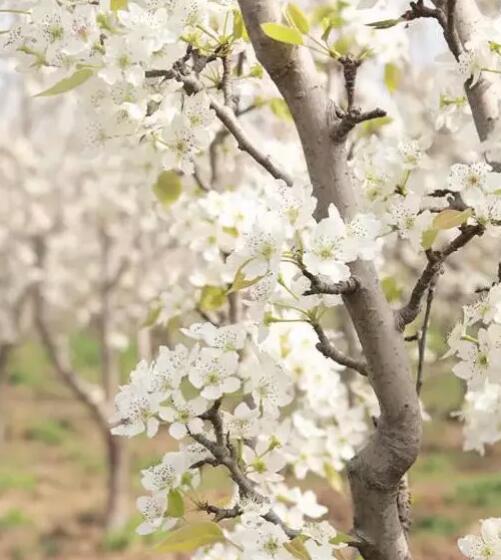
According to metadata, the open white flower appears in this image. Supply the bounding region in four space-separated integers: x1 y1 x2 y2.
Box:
303 204 355 280
458 518 501 559
190 347 240 400
159 390 208 439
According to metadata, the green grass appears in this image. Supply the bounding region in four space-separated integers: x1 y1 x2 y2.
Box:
421 372 464 416
102 517 141 552
26 418 73 446
0 508 32 531
0 468 36 493
8 342 50 390
412 452 455 480
414 514 461 536
453 474 501 508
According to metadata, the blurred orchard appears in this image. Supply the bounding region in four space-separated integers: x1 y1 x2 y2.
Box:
1 1 501 560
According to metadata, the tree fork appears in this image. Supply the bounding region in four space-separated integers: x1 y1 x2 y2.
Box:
237 1 422 558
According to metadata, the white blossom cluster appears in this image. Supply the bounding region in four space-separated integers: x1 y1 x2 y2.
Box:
447 283 501 453
111 320 363 557
3 0 237 167
458 517 501 559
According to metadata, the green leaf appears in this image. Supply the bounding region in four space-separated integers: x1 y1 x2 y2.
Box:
359 115 392 137
260 22 304 46
199 285 228 312
366 18 403 29
330 531 352 545
35 69 94 97
286 4 310 34
381 276 402 303
227 269 266 294
233 9 245 39
432 208 471 230
156 522 225 553
111 0 128 11
284 536 312 560
269 98 292 121
323 463 344 493
249 63 264 78
421 228 438 250
141 305 161 328
166 489 184 518
384 63 401 93
153 171 183 206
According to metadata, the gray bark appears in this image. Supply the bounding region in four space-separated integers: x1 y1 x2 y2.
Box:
454 0 499 145
0 344 13 445
105 432 129 532
237 2 422 558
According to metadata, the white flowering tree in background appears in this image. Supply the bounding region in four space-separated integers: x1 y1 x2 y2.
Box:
3 0 501 558
0 75 180 531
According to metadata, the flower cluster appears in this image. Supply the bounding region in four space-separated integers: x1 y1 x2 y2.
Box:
447 283 501 451
4 0 232 166
111 319 363 555
458 518 501 559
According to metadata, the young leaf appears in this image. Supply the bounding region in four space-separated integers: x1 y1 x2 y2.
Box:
261 22 304 46
166 489 185 518
227 269 266 294
366 18 403 29
199 285 228 312
330 531 352 545
381 276 402 303
384 63 401 93
35 69 94 97
421 228 438 250
286 4 310 34
111 0 128 10
323 463 344 493
284 537 312 560
432 208 471 230
153 171 183 207
156 522 225 553
233 9 245 39
142 305 161 328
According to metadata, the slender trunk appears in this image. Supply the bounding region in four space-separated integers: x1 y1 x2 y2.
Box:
33 235 129 533
0 344 13 446
237 3 422 558
98 228 129 531
105 432 129 532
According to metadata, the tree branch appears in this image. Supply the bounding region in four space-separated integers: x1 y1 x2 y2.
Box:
146 67 294 185
311 322 369 377
189 405 299 539
396 224 484 330
416 278 437 395
32 238 109 431
238 2 422 558
406 0 501 169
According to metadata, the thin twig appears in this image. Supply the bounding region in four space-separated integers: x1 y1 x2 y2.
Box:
396 224 484 330
311 322 369 377
416 277 437 395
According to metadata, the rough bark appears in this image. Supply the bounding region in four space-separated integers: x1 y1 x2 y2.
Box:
431 0 500 162
237 2 422 558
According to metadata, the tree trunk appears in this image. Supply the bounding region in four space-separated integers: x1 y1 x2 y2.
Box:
237 2 422 558
0 344 13 446
105 432 129 532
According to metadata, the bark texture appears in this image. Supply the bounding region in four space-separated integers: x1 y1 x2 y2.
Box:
454 0 499 144
237 2 422 558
